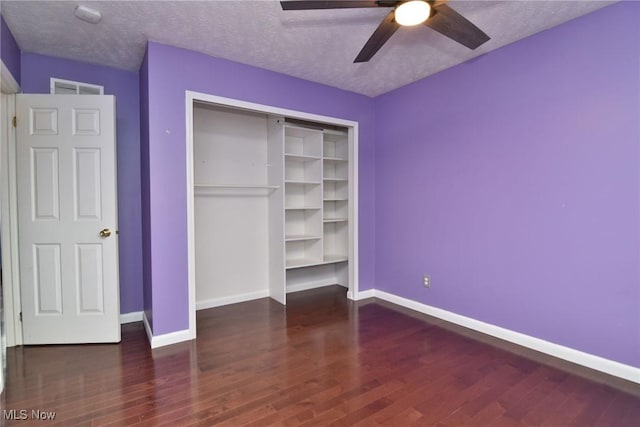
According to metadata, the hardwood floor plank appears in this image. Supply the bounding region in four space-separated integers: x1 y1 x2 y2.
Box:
568 383 620 427
434 363 527 425
3 285 638 427
594 392 640 427
520 373 582 426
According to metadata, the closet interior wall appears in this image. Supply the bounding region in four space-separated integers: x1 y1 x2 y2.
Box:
193 104 275 309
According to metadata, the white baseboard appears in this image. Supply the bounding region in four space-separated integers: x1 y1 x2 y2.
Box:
142 312 195 349
287 280 345 294
196 290 269 311
149 329 194 349
120 311 143 324
142 312 153 345
373 289 640 384
353 289 375 300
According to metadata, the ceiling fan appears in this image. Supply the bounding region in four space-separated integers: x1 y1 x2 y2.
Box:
280 1 490 63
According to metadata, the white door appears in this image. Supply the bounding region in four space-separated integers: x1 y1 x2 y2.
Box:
16 94 120 344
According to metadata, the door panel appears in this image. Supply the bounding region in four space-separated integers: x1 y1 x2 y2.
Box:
75 243 104 314
74 148 102 220
72 108 100 136
30 108 58 135
32 148 60 220
33 244 63 314
17 94 119 344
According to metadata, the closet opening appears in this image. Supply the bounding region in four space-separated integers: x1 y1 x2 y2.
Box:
186 92 359 335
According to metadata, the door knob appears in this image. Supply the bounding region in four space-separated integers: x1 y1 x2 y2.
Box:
99 228 112 238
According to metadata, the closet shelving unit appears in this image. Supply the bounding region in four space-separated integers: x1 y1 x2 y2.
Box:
284 127 324 268
284 125 350 274
321 130 349 266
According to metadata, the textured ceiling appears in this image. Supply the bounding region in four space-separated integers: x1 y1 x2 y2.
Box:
1 0 616 97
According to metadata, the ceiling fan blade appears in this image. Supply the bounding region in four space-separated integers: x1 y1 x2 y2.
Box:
281 1 381 10
425 3 490 50
354 10 399 63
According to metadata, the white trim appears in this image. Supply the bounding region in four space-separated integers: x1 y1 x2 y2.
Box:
352 289 375 300
142 312 153 344
120 311 143 324
0 60 20 94
1 60 21 349
1 93 21 347
7 94 21 346
287 280 346 294
0 94 5 394
187 92 358 128
185 95 197 343
143 312 193 349
372 289 640 384
185 90 360 342
196 290 270 311
350 124 359 300
149 329 194 349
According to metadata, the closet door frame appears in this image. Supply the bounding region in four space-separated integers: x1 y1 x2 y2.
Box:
185 91 359 336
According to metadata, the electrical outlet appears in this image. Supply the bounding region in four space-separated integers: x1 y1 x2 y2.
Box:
423 275 431 288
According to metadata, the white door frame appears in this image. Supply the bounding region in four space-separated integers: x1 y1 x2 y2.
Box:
185 90 360 339
1 60 22 347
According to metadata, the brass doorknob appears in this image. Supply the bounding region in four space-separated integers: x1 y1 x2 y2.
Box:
99 228 112 238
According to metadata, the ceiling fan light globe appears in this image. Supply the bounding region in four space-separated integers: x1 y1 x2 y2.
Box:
395 1 431 26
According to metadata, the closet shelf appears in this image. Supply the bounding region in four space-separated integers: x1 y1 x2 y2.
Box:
323 157 348 162
195 184 279 189
323 254 349 264
285 206 321 210
323 177 348 182
285 180 321 185
286 255 348 269
323 198 348 202
285 153 321 161
194 184 278 197
286 258 322 269
285 234 321 242
323 218 348 223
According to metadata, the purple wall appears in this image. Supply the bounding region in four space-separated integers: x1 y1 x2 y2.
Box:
139 49 153 327
143 42 375 334
21 53 144 315
1 15 20 85
374 2 639 367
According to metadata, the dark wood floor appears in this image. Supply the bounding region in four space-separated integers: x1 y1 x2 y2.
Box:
2 286 639 426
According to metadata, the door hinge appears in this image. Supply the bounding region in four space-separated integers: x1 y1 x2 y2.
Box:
19 311 22 322
12 115 17 127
